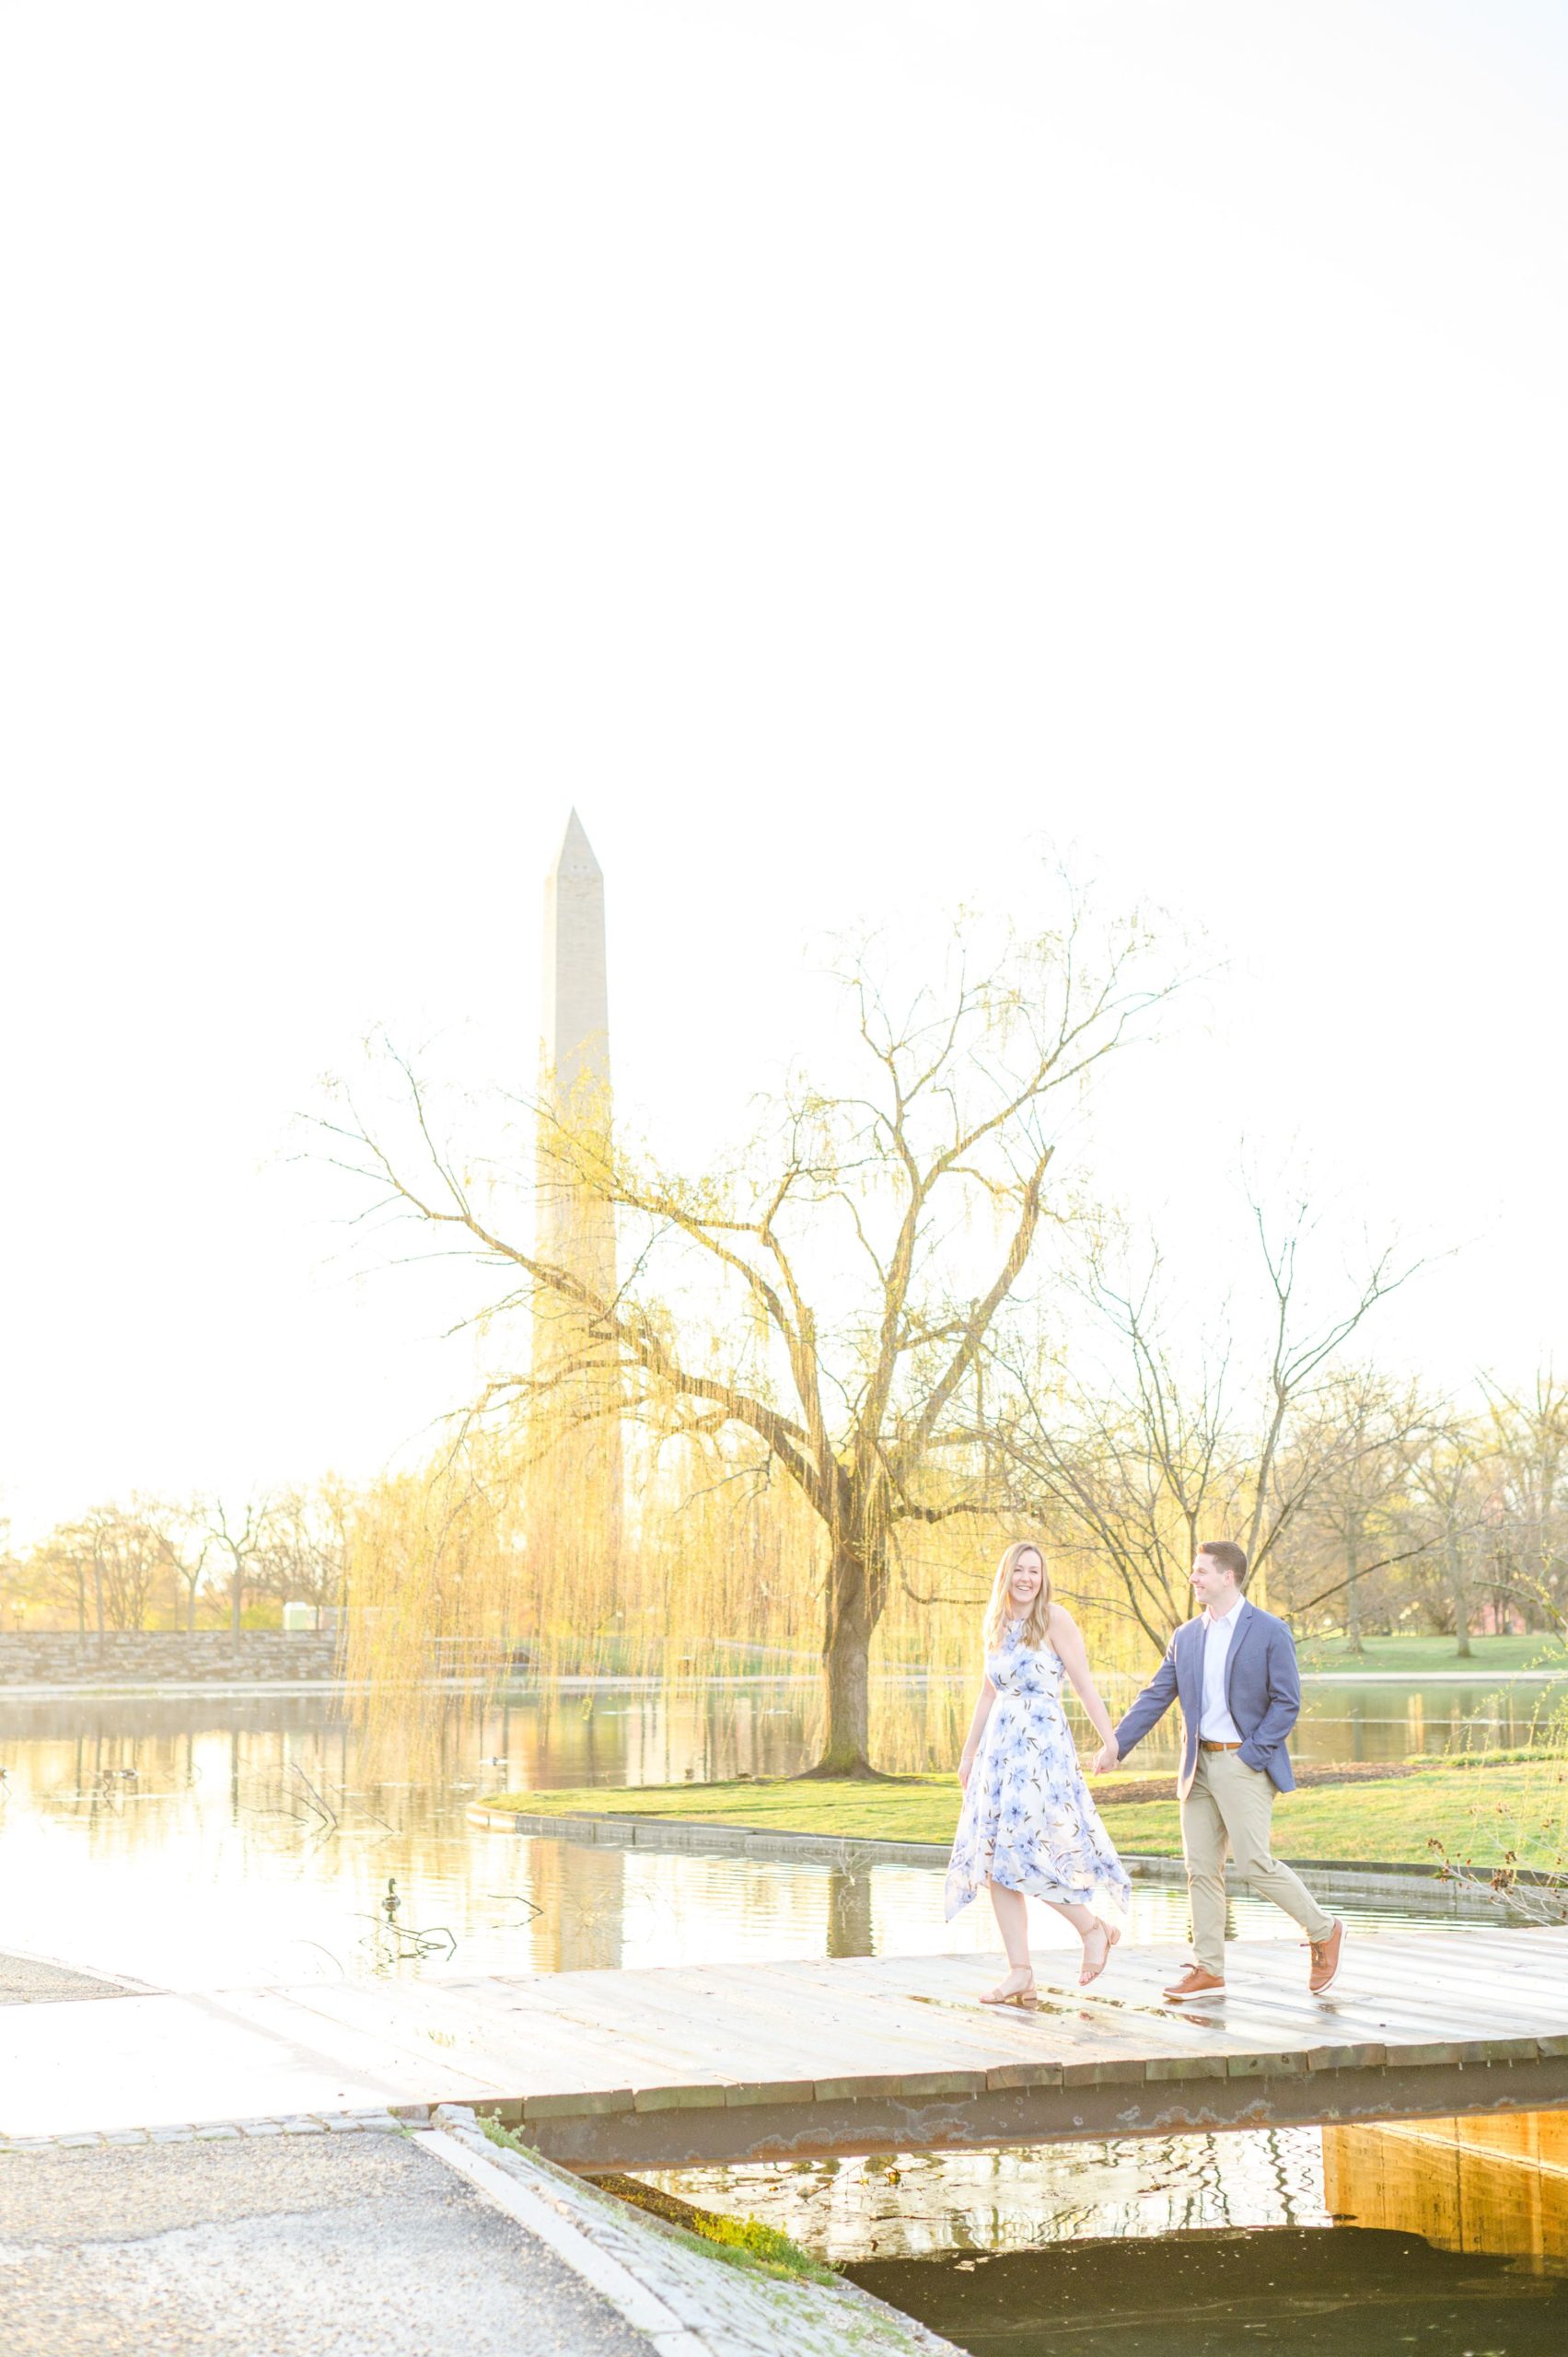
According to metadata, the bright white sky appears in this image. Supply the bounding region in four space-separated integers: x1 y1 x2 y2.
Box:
3 3 1565 1545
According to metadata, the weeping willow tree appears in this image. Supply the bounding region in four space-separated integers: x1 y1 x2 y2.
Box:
342 1432 526 1751
528 1052 623 1641
327 886 1173 1774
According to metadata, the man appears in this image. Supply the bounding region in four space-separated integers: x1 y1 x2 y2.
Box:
1095 1539 1344 2000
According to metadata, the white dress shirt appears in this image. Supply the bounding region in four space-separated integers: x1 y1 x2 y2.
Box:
1199 1596 1249 1741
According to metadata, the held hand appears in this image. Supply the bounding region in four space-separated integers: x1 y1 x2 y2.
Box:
1093 1740 1119 1775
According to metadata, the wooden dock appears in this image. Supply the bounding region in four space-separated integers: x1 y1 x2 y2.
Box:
388 1926 1568 2167
6 1928 1566 2162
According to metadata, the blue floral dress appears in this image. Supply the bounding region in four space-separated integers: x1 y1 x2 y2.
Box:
945 1620 1130 1926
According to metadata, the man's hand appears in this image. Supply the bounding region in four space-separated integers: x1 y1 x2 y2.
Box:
1093 1739 1119 1775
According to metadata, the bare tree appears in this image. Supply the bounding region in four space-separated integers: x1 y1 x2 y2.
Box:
1399 1416 1489 1655
205 1497 277 1642
25 1504 175 1635
1274 1371 1433 1651
144 1500 215 1633
989 1259 1250 1652
0 1516 18 1632
324 895 1174 1773
1238 1193 1431 1576
1481 1371 1568 1636
994 1200 1426 1655
252 1483 349 1612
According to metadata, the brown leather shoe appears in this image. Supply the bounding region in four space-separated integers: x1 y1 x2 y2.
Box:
1163 1966 1225 2002
1307 1920 1345 1993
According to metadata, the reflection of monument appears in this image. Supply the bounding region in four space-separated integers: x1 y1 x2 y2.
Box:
534 809 623 1589
526 1835 628 1976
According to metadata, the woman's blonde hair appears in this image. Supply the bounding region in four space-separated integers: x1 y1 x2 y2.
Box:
982 1539 1053 1654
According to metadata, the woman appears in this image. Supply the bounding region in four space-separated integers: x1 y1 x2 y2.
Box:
946 1539 1130 2002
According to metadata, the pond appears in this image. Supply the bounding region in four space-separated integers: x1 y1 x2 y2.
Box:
650 2117 1568 2352
0 1675 1533 1990
2 1676 1562 2357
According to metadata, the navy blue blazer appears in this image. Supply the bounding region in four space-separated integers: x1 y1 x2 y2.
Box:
1112 1600 1303 1797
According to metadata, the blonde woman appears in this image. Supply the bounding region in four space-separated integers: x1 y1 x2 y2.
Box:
946 1540 1130 2002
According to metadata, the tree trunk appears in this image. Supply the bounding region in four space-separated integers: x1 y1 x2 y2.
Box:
231 1559 243 1643
1344 1515 1364 1656
802 1540 885 1778
1445 1529 1471 1658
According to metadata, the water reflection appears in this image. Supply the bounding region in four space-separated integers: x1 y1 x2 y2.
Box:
1326 2111 1568 2276
1299 1675 1563 1765
658 2116 1568 2354
546 1667 1562 1773
648 2128 1331 2264
0 1685 1526 1991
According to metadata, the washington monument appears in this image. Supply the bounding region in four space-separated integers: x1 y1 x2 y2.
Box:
535 810 622 1576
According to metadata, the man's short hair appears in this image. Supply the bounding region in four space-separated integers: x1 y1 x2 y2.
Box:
1199 1539 1249 1588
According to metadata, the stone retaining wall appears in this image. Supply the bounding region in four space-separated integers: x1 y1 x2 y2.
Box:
0 1631 343 1685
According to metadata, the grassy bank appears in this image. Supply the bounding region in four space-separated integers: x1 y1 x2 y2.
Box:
482 1758 1568 1872
1295 1632 1568 1676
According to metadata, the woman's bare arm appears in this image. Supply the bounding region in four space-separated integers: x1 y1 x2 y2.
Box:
1049 1604 1119 1758
958 1677 996 1790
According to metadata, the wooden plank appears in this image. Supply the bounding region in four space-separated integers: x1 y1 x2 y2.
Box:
392 1928 1568 2129
536 1960 961 2084
689 1960 1063 2084
748 1949 1216 2056
514 1955 1195 2104
290 1978 671 2104
1248 1930 1568 2007
1124 1945 1568 2057
502 1961 993 2109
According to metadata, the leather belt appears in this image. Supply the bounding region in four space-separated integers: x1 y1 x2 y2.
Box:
1199 1739 1243 1752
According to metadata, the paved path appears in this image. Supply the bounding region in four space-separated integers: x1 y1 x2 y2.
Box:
0 1952 960 2356
0 1951 141 2005
0 2130 655 2357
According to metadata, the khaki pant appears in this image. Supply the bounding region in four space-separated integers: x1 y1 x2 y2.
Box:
1181 1748 1333 1975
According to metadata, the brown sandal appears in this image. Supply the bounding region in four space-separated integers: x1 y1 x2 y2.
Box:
980 1969 1038 2009
1079 1924 1120 1986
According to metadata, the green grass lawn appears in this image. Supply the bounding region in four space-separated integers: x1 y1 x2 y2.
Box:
1296 1631 1568 1676
1098 1765 1566 1867
482 1759 1568 1873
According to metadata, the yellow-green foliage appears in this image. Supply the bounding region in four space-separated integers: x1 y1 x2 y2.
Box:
476 2123 831 2282
343 1406 1152 1771
593 2168 835 2283
343 1433 526 1753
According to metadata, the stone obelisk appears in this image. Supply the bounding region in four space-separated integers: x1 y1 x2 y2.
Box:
535 809 622 1575
541 809 612 1170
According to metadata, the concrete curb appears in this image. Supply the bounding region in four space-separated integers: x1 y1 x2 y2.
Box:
468 1804 1526 1913
420 2122 708 2356
0 1678 498 1701
0 2106 417 2154
421 2104 965 2357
